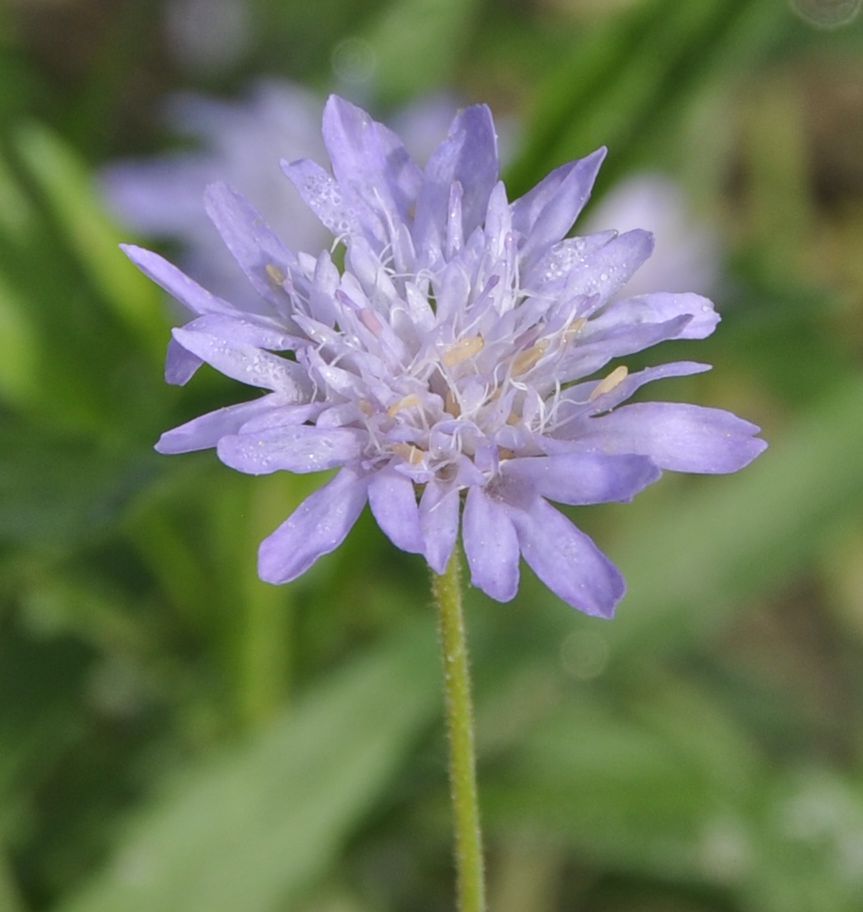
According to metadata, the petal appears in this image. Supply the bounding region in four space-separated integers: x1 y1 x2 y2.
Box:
322 96 422 235
514 148 606 264
420 479 460 574
155 394 287 454
527 229 654 301
217 425 365 475
594 292 719 340
368 468 423 554
558 314 695 383
552 361 712 428
502 453 661 505
258 468 369 584
414 104 499 254
181 313 302 351
507 497 625 617
463 486 520 602
165 337 203 386
203 182 298 312
171 327 312 397
282 158 362 238
121 245 235 316
576 402 767 473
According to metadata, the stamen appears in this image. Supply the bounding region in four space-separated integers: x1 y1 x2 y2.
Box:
265 263 286 286
444 389 461 417
358 399 375 417
589 365 629 401
442 335 484 368
387 394 422 417
393 443 425 465
564 317 588 342
511 339 549 376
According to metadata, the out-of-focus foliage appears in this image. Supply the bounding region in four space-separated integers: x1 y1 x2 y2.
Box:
2 1 862 910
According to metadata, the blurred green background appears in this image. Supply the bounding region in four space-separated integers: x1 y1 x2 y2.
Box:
2 0 863 910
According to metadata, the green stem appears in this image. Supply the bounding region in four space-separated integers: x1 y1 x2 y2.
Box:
431 550 486 912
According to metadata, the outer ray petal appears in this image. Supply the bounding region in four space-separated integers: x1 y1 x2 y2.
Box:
171 327 312 397
121 244 236 316
156 394 288 454
514 148 606 264
414 105 499 256
203 182 297 312
368 468 424 554
575 402 767 473
507 497 625 617
420 480 460 574
258 468 369 584
463 487 520 602
322 95 422 237
217 426 365 475
502 452 661 505
593 292 719 340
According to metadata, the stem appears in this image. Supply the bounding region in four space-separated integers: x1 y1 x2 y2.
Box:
431 549 486 912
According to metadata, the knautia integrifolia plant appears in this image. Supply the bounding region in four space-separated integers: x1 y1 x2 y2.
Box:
125 96 765 912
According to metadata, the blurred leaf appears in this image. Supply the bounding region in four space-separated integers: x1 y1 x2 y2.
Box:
58 619 440 912
0 269 38 406
484 696 744 880
0 422 160 548
13 123 164 362
743 767 863 912
0 850 26 912
363 0 480 107
507 0 790 194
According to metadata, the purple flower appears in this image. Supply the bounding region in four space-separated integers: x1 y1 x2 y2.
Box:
125 96 765 617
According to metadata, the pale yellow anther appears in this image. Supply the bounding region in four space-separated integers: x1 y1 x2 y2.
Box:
512 339 549 375
387 394 422 417
589 365 629 401
442 335 484 369
498 448 516 460
358 399 375 417
444 389 461 417
265 263 286 286
393 443 425 465
564 317 588 342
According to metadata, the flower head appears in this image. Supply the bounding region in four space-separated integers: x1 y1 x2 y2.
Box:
125 95 765 617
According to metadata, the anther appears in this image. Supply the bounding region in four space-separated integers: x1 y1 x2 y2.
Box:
442 335 484 369
393 443 425 465
387 394 422 417
265 263 286 286
564 317 588 342
589 365 629 401
512 339 549 376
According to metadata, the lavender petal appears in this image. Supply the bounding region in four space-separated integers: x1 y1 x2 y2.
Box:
507 497 625 617
217 425 364 475
258 467 369 584
368 468 424 554
463 486 520 602
576 402 768 473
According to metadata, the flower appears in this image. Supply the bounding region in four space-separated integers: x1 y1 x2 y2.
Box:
124 95 766 617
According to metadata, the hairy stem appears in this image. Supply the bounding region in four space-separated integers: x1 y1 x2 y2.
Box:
431 550 486 912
